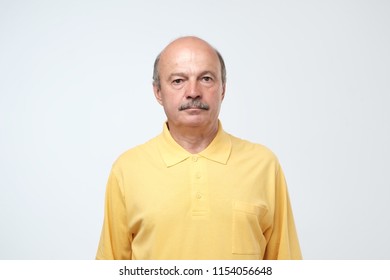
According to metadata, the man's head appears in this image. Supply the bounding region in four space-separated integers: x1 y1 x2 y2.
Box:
153 36 227 130
153 38 227 90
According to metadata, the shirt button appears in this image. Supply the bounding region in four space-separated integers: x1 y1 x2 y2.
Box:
196 172 201 179
192 156 198 162
196 192 202 199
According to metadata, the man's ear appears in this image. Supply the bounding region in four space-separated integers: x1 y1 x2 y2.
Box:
153 85 163 105
221 84 226 101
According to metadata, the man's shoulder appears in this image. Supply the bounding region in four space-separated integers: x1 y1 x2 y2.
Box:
112 135 160 169
228 133 279 162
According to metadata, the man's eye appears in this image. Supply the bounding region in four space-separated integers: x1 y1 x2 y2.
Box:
172 79 184 84
202 76 212 82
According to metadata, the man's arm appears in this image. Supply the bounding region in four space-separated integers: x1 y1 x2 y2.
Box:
96 169 132 260
264 164 302 260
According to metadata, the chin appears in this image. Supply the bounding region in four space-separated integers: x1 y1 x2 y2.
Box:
181 118 213 128
181 120 205 127
170 114 215 128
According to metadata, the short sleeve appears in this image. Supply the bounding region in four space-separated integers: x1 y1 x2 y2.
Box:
96 169 132 260
263 164 302 259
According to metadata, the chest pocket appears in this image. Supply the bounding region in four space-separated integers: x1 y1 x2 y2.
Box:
232 201 271 256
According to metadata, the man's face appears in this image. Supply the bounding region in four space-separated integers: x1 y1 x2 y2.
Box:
154 38 225 130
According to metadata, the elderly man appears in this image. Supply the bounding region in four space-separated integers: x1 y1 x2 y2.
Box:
96 36 302 260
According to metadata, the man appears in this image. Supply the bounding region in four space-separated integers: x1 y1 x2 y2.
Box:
96 36 302 260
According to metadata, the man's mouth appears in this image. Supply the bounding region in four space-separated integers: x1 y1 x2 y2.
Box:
178 100 209 111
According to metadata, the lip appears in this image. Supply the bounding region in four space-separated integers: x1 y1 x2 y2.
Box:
184 107 205 111
179 106 207 111
187 106 202 109
182 108 205 114
178 101 209 111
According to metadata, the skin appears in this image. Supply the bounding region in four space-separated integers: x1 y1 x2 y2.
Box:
153 37 226 154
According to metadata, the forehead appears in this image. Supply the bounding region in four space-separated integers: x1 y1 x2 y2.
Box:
158 39 221 76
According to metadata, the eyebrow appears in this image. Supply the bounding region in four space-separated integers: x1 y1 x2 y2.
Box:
199 71 217 78
168 71 217 80
168 72 187 79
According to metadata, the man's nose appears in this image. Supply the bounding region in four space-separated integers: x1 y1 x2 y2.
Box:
186 80 201 99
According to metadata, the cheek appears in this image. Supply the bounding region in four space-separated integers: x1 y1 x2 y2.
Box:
210 94 224 106
162 96 181 113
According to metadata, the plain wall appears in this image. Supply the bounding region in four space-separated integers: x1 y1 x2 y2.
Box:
1 0 389 259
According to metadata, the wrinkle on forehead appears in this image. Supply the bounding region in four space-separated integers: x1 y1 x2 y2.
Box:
158 37 221 78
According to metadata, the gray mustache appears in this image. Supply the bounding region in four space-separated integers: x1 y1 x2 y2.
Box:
178 100 209 111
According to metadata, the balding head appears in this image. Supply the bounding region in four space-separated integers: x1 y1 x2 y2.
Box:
152 36 226 89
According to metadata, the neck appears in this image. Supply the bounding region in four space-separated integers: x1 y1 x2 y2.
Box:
167 122 219 154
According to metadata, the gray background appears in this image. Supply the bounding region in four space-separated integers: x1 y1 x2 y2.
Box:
1 0 389 259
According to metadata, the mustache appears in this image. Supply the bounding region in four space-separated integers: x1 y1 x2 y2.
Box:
178 99 210 111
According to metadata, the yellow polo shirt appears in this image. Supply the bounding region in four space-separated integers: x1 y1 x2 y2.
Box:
96 122 302 260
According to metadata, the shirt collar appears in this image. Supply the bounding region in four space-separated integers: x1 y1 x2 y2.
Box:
157 121 232 167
